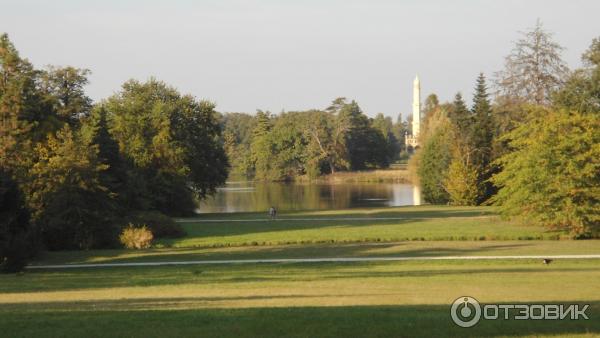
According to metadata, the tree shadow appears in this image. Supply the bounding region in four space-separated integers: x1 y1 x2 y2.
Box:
36 242 536 266
1 301 598 337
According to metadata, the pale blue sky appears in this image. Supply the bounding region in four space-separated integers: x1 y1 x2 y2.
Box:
2 0 599 118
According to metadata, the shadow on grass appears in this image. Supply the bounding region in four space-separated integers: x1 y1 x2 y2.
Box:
193 205 497 220
167 210 562 244
0 301 598 337
4 259 598 293
34 242 535 266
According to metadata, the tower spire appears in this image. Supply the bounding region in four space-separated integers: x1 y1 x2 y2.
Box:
412 75 421 138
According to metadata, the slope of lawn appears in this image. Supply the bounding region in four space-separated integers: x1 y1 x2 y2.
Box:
2 259 599 337
163 206 565 248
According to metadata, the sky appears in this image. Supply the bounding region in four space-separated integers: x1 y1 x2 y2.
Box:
2 0 599 119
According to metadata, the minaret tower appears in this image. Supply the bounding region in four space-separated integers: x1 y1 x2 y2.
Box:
405 75 421 149
412 75 421 138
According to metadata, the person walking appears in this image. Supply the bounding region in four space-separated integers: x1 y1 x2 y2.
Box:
268 206 277 220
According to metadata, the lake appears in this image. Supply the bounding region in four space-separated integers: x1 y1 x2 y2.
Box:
197 181 422 213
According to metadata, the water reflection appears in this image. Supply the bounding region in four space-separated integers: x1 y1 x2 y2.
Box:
198 181 422 213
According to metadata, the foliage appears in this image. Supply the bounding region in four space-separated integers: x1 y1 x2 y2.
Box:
105 79 228 215
129 211 185 238
495 19 569 105
40 66 92 125
304 108 350 175
0 169 34 272
553 37 600 114
119 224 153 249
25 126 118 250
230 98 399 180
443 125 479 206
0 33 41 172
336 99 389 170
447 93 471 133
416 109 452 204
222 113 256 176
491 108 600 235
470 73 496 203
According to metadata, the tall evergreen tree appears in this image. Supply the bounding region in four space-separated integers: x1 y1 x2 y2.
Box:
471 73 495 203
448 93 472 133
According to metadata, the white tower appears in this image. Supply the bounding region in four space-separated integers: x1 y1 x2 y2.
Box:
412 75 421 138
405 75 421 149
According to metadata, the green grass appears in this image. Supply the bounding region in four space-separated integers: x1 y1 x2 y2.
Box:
165 206 565 248
35 240 600 265
9 205 600 337
2 260 600 337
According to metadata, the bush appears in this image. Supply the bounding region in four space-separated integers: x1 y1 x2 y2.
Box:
1 233 32 272
119 224 153 249
128 211 185 238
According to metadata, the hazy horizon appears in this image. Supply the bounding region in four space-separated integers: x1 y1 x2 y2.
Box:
2 0 599 119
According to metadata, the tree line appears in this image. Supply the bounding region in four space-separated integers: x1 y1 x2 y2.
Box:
0 34 228 270
414 21 599 238
222 98 410 181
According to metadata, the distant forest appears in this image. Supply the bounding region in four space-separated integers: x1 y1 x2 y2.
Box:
220 98 421 181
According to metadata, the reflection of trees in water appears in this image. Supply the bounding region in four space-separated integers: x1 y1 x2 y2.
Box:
198 182 420 213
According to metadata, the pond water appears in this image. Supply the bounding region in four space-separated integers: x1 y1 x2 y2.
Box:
197 181 422 213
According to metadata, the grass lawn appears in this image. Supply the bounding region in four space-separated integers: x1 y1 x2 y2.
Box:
165 206 565 248
7 205 600 337
2 260 599 337
35 240 600 265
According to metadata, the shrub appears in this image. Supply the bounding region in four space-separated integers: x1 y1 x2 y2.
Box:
128 211 185 238
119 224 153 249
1 233 32 272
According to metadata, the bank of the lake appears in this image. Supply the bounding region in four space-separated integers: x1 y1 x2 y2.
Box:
198 178 420 213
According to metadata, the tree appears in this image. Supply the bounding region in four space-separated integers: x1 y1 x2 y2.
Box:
105 79 228 215
491 108 599 236
40 66 92 125
495 19 569 105
337 99 372 170
269 112 310 180
443 127 478 206
423 93 440 120
0 34 41 172
249 110 274 180
448 93 471 133
416 109 452 204
221 112 256 176
372 113 399 165
304 109 349 175
0 168 34 272
80 105 130 211
471 73 495 203
26 126 116 250
553 37 600 115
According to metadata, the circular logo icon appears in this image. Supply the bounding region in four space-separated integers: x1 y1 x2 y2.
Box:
451 296 481 328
